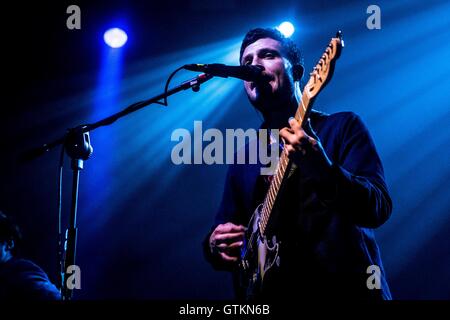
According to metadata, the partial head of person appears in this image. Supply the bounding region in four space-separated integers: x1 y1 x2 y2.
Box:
239 27 304 116
0 211 22 264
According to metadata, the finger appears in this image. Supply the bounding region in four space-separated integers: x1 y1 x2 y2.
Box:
216 241 244 251
279 129 297 146
227 241 244 249
215 232 245 243
279 127 294 139
290 118 311 142
291 125 310 142
288 117 300 131
215 223 246 234
219 252 239 262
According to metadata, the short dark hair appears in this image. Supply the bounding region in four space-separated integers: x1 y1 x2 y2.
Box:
0 211 22 254
239 28 303 70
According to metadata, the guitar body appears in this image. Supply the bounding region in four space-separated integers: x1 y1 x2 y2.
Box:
240 204 280 300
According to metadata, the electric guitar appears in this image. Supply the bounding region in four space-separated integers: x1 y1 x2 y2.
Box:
239 31 344 299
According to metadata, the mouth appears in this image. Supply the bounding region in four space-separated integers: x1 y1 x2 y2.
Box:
250 73 274 91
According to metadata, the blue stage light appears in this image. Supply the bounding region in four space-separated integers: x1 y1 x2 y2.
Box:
277 21 295 38
104 28 128 48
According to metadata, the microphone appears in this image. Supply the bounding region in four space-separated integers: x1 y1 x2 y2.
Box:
183 64 272 82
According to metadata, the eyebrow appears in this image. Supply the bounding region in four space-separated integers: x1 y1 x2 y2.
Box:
241 48 280 63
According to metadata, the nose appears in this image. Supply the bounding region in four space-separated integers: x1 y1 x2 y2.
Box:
250 56 264 68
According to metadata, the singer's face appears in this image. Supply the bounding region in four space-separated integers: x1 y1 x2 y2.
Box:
241 38 294 113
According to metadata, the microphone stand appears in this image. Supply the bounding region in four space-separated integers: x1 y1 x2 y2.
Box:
22 72 214 300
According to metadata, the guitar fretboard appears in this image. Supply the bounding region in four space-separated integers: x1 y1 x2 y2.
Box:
258 93 311 236
256 32 342 237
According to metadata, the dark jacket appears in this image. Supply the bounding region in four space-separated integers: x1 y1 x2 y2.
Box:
0 258 61 300
204 110 392 300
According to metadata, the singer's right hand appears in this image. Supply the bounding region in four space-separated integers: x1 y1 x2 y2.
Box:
209 222 246 263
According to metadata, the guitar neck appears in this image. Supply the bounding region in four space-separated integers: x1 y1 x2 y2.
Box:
258 93 311 236
257 31 343 237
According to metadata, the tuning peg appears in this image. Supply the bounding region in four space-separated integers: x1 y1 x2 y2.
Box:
336 30 345 47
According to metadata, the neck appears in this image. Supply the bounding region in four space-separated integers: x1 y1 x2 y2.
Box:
261 96 298 130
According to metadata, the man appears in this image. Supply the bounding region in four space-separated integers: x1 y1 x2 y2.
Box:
203 28 392 300
0 211 61 300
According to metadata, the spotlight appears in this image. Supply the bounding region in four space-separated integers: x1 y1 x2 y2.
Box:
104 28 128 48
277 21 295 38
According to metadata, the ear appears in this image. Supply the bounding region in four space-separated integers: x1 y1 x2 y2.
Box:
292 65 304 81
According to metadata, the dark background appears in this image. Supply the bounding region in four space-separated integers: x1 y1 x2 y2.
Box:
1 0 449 299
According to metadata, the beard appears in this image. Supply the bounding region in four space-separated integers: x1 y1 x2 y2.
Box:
248 79 296 116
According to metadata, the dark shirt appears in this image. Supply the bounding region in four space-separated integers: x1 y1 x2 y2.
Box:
0 258 61 300
204 110 393 300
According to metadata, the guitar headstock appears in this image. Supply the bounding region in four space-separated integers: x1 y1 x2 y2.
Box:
304 31 344 99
